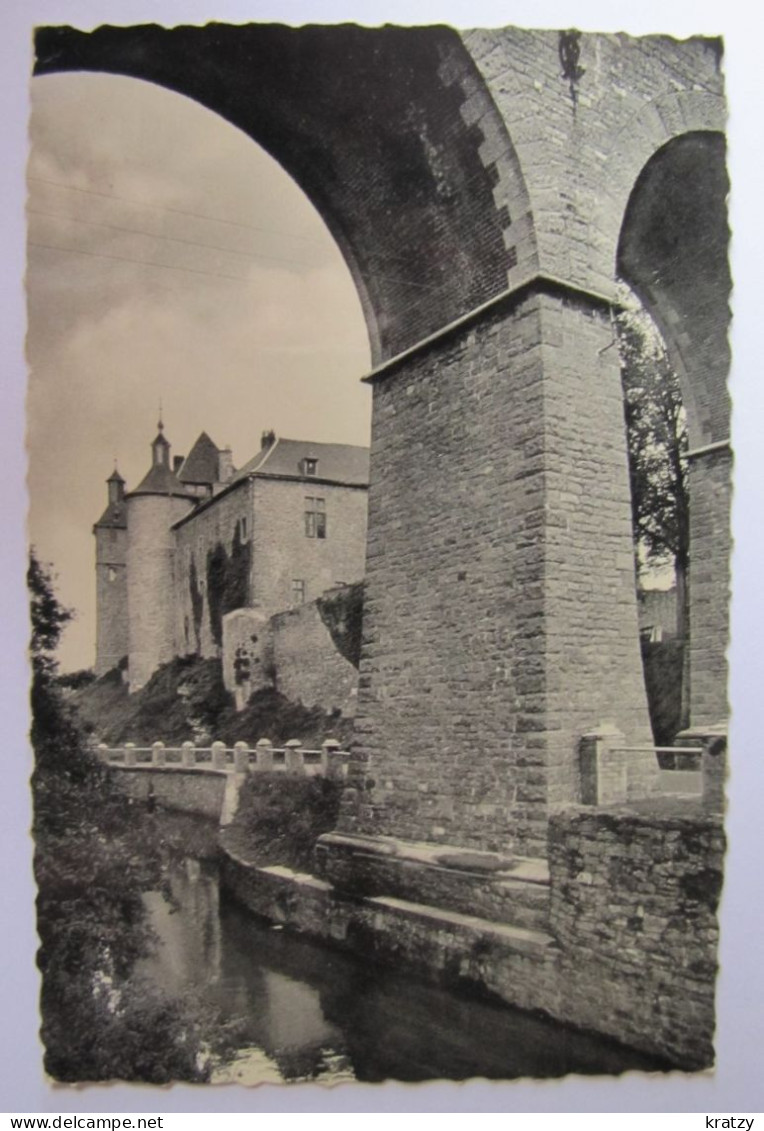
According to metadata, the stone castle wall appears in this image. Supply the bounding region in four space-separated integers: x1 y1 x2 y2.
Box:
126 494 195 690
221 591 360 719
94 526 128 677
173 479 253 659
250 477 368 617
268 598 359 717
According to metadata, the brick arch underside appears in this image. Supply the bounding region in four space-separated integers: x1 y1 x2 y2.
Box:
35 22 536 365
616 130 730 450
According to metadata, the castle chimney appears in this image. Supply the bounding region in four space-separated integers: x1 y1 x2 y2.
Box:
173 455 184 473
218 447 234 483
261 429 276 451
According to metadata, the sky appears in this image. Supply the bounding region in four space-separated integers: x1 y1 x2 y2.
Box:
26 71 372 672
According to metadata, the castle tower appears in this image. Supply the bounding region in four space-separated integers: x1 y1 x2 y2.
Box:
93 467 128 676
125 419 195 690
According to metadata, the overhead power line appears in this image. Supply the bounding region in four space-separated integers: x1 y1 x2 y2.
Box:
27 207 326 270
27 174 427 271
28 238 438 293
28 239 253 283
29 174 331 246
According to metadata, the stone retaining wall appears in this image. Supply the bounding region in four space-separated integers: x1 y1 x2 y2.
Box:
548 805 724 1069
109 765 227 821
220 801 722 1070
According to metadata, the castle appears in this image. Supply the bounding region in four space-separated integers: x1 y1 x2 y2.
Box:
93 421 369 691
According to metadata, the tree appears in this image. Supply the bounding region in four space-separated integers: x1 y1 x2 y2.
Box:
616 303 690 729
28 551 73 680
27 551 100 794
27 551 216 1083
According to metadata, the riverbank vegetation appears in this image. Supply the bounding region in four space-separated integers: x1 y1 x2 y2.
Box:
222 772 343 872
30 554 227 1083
70 654 354 750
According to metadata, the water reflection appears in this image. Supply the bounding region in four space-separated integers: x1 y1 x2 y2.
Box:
139 847 669 1085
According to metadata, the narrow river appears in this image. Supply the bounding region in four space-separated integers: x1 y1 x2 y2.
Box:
136 821 668 1085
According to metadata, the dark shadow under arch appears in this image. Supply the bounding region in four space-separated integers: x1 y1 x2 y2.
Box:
35 23 533 365
617 131 730 449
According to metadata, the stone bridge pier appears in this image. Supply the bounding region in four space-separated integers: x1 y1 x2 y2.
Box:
36 23 729 861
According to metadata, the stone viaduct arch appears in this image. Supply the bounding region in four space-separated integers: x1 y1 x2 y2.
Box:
34 23 535 366
35 24 728 858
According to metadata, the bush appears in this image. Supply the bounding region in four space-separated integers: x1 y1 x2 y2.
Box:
225 771 343 871
57 668 96 691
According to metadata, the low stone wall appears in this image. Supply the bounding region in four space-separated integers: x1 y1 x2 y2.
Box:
221 589 360 716
109 765 227 821
547 805 724 1069
269 599 359 717
219 846 562 1007
220 800 723 1070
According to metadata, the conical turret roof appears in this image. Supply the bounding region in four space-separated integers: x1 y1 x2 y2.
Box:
126 418 196 500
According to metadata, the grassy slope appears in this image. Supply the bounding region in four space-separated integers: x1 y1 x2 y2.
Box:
71 656 355 749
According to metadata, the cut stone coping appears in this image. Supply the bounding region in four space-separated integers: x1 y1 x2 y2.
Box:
318 831 549 884
554 799 723 825
221 843 557 961
366 895 557 959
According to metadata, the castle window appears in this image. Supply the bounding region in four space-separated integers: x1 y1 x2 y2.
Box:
304 458 318 477
108 567 117 582
305 497 326 539
237 516 249 541
292 579 305 605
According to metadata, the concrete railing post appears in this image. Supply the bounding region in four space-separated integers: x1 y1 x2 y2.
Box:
211 741 228 770
152 741 166 767
255 738 273 772
702 737 727 813
285 739 305 775
321 739 343 778
97 743 110 764
677 725 728 814
181 741 196 768
124 742 137 767
580 725 627 806
233 741 250 773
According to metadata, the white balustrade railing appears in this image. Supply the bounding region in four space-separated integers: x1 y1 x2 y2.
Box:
97 737 348 777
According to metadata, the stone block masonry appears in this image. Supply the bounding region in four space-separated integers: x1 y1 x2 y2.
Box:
220 585 362 718
268 598 359 718
688 446 731 728
548 805 724 1069
250 477 367 617
350 285 652 857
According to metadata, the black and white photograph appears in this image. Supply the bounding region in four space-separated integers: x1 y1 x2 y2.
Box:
4 0 764 1113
